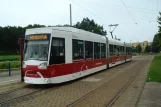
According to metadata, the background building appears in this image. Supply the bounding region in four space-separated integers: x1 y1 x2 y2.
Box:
132 41 152 52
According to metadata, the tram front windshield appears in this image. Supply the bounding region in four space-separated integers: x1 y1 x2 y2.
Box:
24 41 49 61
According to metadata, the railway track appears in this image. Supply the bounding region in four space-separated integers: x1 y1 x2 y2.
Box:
105 58 149 107
0 56 151 107
0 85 53 107
67 56 151 107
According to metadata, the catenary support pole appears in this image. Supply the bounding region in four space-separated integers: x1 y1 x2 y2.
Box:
70 4 72 26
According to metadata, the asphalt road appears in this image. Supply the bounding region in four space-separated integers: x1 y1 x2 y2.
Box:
0 70 21 85
0 70 20 77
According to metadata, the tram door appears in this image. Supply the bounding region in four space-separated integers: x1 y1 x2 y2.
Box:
49 37 65 65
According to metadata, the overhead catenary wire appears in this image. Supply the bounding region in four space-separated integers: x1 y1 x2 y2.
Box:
71 0 161 13
111 4 161 12
68 0 157 43
120 0 137 24
68 0 156 39
69 0 130 38
68 0 160 25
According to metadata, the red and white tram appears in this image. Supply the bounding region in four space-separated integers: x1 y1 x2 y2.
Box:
23 27 132 84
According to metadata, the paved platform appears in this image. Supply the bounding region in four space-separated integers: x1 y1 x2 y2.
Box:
137 82 161 107
0 70 21 85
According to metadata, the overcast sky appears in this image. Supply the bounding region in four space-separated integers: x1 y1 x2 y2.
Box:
0 0 161 42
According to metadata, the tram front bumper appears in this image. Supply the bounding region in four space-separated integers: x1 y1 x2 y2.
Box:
24 77 51 84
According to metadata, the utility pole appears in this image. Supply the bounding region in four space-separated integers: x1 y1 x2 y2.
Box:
70 4 72 27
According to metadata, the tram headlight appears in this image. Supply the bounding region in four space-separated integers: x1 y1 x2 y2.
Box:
38 62 47 69
23 62 26 68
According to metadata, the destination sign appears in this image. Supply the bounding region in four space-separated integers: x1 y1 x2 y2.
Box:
26 34 50 40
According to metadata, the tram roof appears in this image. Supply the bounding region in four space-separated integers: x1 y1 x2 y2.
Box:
27 27 106 38
26 27 131 47
108 38 124 46
125 43 132 47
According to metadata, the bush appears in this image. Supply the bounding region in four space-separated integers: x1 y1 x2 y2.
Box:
0 61 20 69
0 63 8 69
0 55 20 62
11 62 20 68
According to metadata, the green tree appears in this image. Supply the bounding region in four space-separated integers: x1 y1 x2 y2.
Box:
0 26 26 54
136 44 142 53
153 33 161 52
158 12 161 32
74 17 107 36
25 24 46 29
0 24 46 55
145 45 150 53
153 12 161 52
0 18 107 55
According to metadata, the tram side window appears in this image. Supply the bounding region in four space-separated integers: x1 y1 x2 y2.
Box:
94 42 100 59
85 41 93 59
128 47 131 55
117 46 120 56
73 39 84 60
120 46 122 55
109 44 113 56
101 43 106 58
128 47 130 55
113 45 116 56
114 45 118 56
126 47 129 55
121 46 124 55
123 46 125 55
117 45 120 56
129 47 132 55
50 37 65 65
